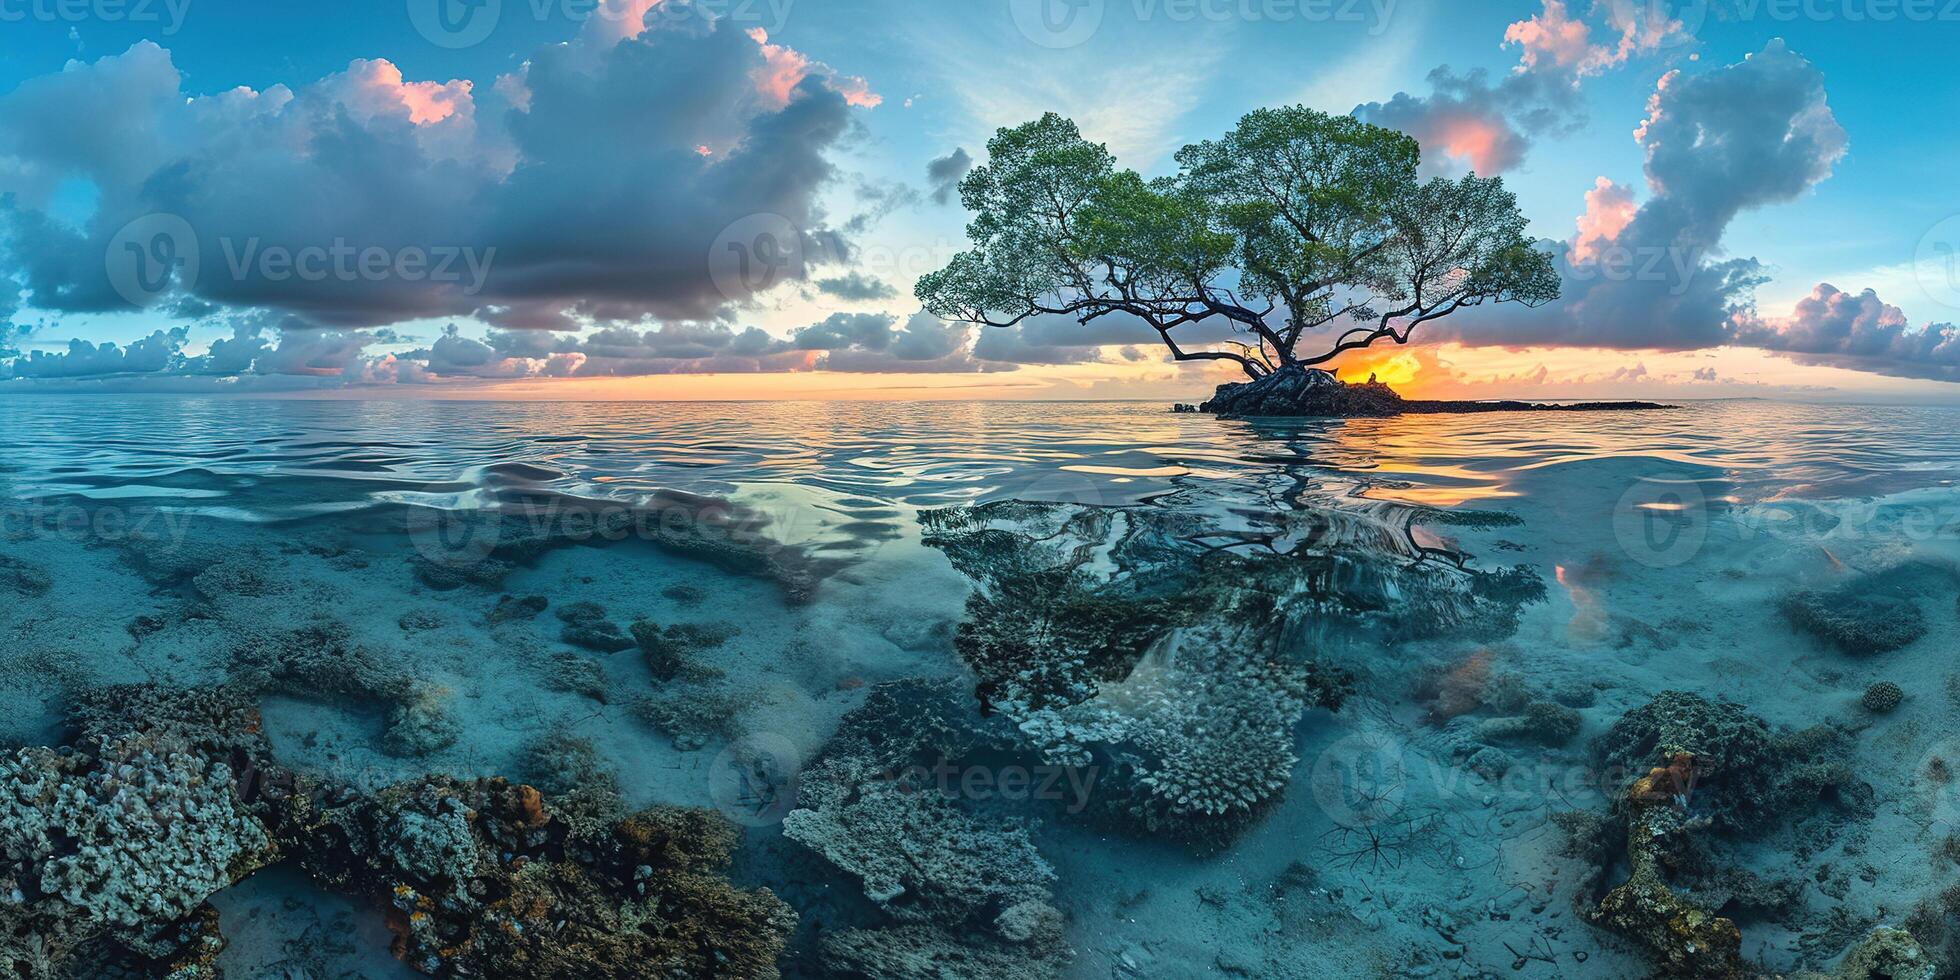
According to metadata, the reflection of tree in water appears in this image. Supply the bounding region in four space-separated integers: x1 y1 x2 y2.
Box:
917 490 1546 848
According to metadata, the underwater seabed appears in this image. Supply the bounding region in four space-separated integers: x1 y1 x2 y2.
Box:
2 399 1960 978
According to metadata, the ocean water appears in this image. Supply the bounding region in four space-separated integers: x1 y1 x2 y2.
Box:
4 395 1960 977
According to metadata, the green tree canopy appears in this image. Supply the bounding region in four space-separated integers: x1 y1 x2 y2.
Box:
916 107 1561 379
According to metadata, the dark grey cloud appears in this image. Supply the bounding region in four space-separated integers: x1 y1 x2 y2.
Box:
9 329 186 379
0 3 859 333
793 312 895 350
927 148 973 205
813 271 898 301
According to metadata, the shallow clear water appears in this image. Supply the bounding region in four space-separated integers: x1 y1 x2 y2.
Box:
4 396 1960 977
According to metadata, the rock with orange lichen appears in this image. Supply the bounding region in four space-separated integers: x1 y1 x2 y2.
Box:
302 777 793 978
1587 762 1748 980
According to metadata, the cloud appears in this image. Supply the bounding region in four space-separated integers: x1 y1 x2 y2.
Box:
1355 0 1688 178
1438 40 1847 351
0 2 866 333
1571 176 1638 262
1505 0 1683 76
1355 66 1583 177
813 271 898 301
792 312 895 350
926 148 973 205
8 329 186 378
1734 284 1960 382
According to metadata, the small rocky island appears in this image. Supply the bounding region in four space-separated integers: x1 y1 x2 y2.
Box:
1186 366 1674 418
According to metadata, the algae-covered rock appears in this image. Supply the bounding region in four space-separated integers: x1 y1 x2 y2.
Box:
1588 762 1748 979
557 601 634 653
302 777 794 978
1597 690 1856 837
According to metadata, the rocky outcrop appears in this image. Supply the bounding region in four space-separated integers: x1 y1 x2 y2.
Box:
0 685 794 979
1198 365 1671 418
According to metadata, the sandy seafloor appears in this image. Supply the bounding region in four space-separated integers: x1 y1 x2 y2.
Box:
4 395 1960 978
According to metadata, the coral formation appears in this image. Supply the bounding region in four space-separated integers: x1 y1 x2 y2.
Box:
919 501 1429 845
1780 563 1955 656
1597 691 1857 837
1587 760 1748 979
1860 680 1904 713
0 686 281 978
303 778 794 978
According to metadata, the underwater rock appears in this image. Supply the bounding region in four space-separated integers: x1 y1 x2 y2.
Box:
1477 700 1583 746
382 687 462 757
631 684 742 751
1588 760 1748 979
397 608 444 633
556 601 634 653
302 778 794 978
410 554 514 591
1597 691 1858 837
0 554 52 597
191 558 288 600
1801 927 1935 980
631 619 739 682
818 922 1069 980
488 593 548 624
1861 681 1904 713
543 651 610 704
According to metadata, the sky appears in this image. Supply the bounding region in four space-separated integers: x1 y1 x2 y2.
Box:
0 0 1957 401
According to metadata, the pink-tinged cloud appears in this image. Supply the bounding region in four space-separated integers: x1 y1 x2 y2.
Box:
1505 0 1596 73
748 28 881 109
1505 0 1683 77
335 58 472 125
1434 117 1509 175
1571 176 1637 261
1732 284 1960 381
580 0 666 48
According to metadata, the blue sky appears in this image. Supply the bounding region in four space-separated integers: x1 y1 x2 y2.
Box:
1 0 1957 398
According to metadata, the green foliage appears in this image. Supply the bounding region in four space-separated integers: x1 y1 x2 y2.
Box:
917 105 1560 377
